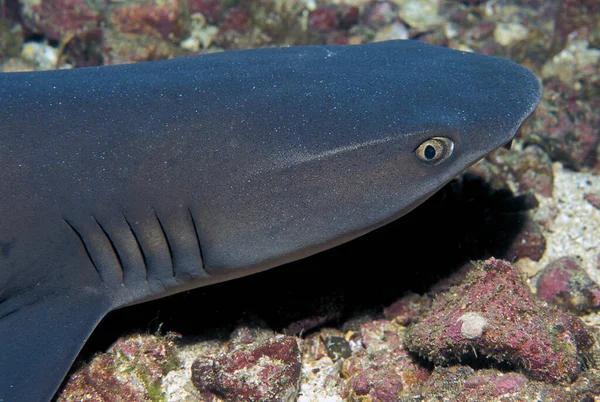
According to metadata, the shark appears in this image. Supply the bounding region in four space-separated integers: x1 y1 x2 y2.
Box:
0 40 541 401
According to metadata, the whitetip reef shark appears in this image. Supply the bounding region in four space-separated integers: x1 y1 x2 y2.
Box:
0 40 541 401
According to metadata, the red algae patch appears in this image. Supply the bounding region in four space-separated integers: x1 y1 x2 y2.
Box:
404 258 595 384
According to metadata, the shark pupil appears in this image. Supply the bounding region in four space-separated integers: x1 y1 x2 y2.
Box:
425 145 436 159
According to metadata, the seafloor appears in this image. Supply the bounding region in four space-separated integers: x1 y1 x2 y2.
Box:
1 0 599 401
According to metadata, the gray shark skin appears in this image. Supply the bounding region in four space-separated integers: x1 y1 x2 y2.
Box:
0 40 541 402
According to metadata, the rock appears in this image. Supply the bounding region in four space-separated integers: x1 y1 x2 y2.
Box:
58 333 179 401
191 335 302 401
404 258 595 384
537 257 600 313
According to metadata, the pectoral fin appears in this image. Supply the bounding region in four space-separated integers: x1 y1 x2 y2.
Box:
0 289 111 402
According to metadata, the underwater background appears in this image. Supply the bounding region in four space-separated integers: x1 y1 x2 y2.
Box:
0 0 599 400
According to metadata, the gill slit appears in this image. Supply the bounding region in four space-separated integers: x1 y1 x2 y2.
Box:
91 215 125 285
153 209 174 277
122 212 149 283
187 207 205 267
63 218 103 282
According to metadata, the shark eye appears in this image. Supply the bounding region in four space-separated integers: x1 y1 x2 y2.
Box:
415 137 454 165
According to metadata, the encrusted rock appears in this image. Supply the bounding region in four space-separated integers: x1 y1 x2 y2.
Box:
341 320 430 401
521 79 599 171
384 292 432 326
109 0 184 41
21 0 102 41
191 335 301 401
58 333 179 401
537 257 600 313
411 366 571 401
404 258 595 384
504 219 546 262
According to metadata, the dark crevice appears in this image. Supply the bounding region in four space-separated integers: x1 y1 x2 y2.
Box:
92 215 124 284
122 213 149 282
187 207 206 269
458 353 517 373
153 210 174 277
62 218 103 282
